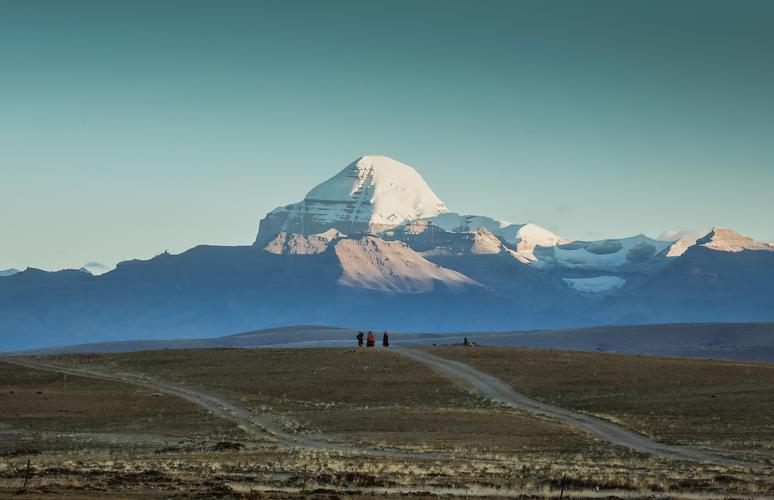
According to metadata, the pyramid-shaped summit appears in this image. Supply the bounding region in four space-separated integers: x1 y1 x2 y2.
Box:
255 155 448 245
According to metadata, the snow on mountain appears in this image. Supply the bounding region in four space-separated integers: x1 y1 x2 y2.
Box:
548 235 671 272
694 227 774 252
392 213 566 263
255 155 448 245
334 235 479 293
515 222 568 247
253 155 568 268
562 276 626 293
511 223 571 262
383 221 508 257
264 229 343 255
0 268 19 277
424 213 566 247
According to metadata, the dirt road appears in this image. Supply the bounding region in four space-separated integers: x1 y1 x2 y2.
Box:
394 346 760 468
2 358 437 458
6 352 761 467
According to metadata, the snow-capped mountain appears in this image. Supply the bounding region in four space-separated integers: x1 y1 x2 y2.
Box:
420 213 566 247
255 155 448 246
2 154 773 350
254 155 575 275
253 155 678 276
387 214 568 264
534 235 673 273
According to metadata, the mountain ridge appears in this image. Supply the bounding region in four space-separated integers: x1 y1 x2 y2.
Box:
2 154 773 350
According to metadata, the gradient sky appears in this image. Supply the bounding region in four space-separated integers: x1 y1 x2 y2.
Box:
2 0 773 272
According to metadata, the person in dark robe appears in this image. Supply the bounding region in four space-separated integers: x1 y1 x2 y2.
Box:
382 331 389 347
356 331 364 347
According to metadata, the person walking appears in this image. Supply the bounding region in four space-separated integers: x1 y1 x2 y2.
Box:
366 331 375 347
356 331 364 347
382 331 389 347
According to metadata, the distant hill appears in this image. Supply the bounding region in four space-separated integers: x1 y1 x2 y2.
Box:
8 322 774 363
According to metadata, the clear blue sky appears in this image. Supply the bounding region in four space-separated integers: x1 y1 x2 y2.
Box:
2 0 773 271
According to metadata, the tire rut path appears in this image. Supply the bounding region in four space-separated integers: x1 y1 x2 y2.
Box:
2 358 440 459
394 347 761 468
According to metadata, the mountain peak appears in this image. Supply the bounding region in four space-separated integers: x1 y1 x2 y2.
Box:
305 155 448 223
255 155 448 245
695 227 774 252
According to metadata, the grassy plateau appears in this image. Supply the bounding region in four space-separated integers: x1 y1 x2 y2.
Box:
1 346 772 498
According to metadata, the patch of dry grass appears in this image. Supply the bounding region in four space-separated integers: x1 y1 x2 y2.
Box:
432 345 774 462
40 348 614 456
46 348 484 411
1 446 771 498
295 406 597 454
3 347 773 497
0 360 241 455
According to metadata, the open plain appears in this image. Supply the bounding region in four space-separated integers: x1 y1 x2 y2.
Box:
1 346 773 498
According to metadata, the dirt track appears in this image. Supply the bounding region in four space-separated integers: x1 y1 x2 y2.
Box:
394 346 761 468
5 352 763 468
2 358 439 459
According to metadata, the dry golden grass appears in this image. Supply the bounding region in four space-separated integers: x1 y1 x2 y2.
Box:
1 446 771 498
432 345 774 462
2 347 774 497
47 348 484 411
0 360 241 455
40 348 614 456
295 406 598 453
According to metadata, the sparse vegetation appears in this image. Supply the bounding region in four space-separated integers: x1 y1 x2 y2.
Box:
46 348 484 410
39 348 608 454
1 347 772 497
433 345 774 464
0 361 242 456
